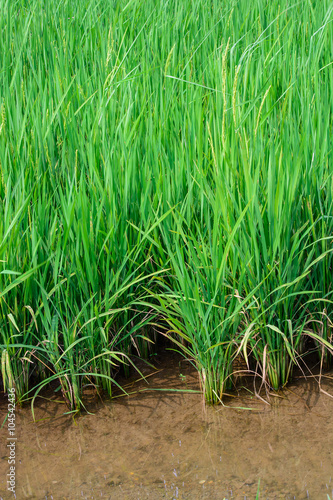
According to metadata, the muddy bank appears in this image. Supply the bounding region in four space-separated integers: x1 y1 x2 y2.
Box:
1 354 333 499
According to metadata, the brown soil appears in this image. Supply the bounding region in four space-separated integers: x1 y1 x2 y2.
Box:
1 353 333 499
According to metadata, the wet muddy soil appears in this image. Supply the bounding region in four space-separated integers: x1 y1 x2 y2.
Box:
1 353 333 499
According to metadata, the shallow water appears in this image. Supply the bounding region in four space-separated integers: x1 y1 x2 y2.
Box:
1 354 333 499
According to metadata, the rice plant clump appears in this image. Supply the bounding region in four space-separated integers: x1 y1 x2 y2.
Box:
1 0 333 409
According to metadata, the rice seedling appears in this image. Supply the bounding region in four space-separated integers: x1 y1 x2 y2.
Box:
144 201 251 403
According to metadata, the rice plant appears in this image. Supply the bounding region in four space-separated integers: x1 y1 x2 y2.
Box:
1 0 333 408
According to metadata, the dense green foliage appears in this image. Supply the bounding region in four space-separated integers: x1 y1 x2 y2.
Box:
1 0 333 409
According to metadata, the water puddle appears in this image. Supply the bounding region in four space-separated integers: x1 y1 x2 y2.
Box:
1 354 333 499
